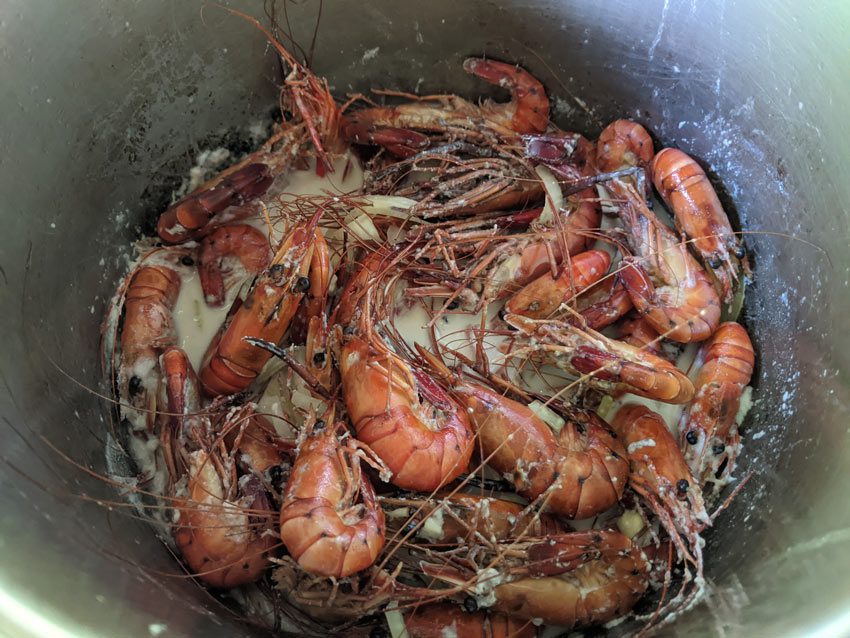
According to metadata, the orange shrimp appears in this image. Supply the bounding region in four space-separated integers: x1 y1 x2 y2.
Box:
652 147 744 301
462 57 550 134
118 249 191 431
157 348 279 588
279 421 385 578
611 404 709 609
173 446 278 588
418 349 628 520
618 315 667 359
456 388 628 519
157 162 275 244
400 603 537 638
335 250 474 491
505 249 611 319
572 277 634 331
425 530 650 630
506 314 695 404
596 119 654 182
382 492 563 545
679 322 754 486
343 57 548 152
199 211 327 396
197 224 271 307
613 181 721 343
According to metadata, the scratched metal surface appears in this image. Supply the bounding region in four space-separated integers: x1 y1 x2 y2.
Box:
0 1 848 637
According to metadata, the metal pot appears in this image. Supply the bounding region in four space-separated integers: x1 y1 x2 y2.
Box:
1 1 848 636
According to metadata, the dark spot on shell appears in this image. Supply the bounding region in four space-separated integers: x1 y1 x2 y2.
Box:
294 276 311 292
676 479 690 494
631 568 641 576
447 299 460 310
180 255 195 266
463 596 479 612
686 430 699 445
242 563 250 570
343 326 355 336
128 376 143 396
577 476 587 485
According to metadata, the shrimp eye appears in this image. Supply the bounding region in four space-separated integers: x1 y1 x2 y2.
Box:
313 419 326 431
686 430 699 445
180 255 195 266
707 255 723 269
269 264 285 277
312 351 326 366
369 626 388 638
294 276 311 292
712 442 726 455
128 375 143 396
676 479 690 495
734 244 746 259
447 299 460 310
463 596 479 612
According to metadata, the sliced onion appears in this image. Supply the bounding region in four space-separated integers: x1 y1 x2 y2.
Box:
534 165 564 226
528 399 565 432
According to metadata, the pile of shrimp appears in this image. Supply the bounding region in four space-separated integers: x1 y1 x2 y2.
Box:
101 11 757 638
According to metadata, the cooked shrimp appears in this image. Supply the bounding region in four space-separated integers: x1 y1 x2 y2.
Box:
652 147 744 301
613 181 721 342
198 224 271 307
505 249 611 319
679 322 754 486
506 314 695 404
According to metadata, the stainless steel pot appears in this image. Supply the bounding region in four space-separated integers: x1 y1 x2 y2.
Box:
1 1 848 636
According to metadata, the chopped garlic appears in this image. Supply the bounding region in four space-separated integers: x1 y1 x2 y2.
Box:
617 509 644 538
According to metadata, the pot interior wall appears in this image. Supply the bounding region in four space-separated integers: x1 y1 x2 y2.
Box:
1 1 849 637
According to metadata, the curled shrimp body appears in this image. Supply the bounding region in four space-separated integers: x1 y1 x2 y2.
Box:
652 147 744 301
618 315 667 360
505 249 611 319
117 249 192 431
596 119 654 181
199 211 327 396
174 448 278 588
157 162 274 244
435 370 628 519
462 57 549 134
400 603 536 638
426 530 649 630
679 322 754 486
344 57 548 152
506 314 695 404
338 334 474 491
572 277 634 331
279 422 385 578
198 224 272 307
462 390 628 519
613 181 721 343
335 250 474 491
158 348 279 588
